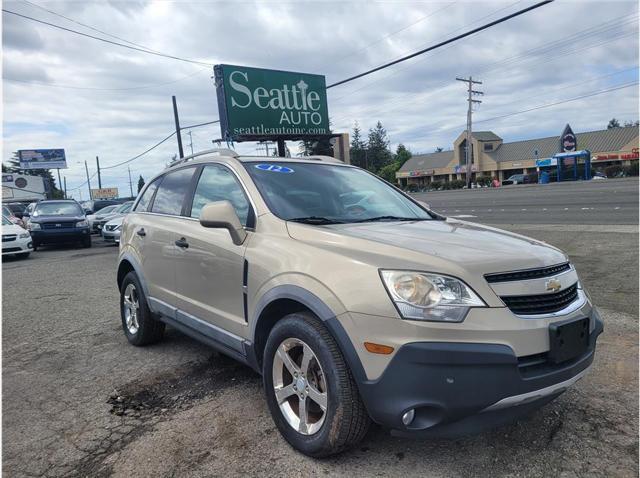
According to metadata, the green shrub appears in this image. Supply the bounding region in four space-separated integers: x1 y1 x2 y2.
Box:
429 180 443 190
450 179 467 189
624 161 639 176
605 165 624 177
406 183 420 192
475 176 492 187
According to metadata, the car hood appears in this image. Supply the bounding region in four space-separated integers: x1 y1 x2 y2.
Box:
2 223 27 234
31 215 85 223
286 218 567 276
105 216 124 226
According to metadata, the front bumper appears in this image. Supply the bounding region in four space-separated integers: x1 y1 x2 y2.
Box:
31 227 90 243
355 311 603 437
102 228 121 243
2 238 33 255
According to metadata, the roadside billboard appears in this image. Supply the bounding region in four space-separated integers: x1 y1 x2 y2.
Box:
214 64 330 142
2 173 46 201
91 187 119 199
18 149 67 169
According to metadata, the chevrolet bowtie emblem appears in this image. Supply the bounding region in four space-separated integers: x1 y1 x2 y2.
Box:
545 278 562 293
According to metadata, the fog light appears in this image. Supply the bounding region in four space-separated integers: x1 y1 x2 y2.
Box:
402 409 415 426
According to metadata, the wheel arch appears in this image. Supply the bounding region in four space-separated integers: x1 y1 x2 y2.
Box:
116 253 149 299
248 285 367 385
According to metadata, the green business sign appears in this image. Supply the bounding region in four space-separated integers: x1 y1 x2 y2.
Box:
214 64 330 141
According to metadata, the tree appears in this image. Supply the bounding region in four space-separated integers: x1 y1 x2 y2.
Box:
377 144 412 183
137 175 145 193
366 121 392 173
623 120 640 127
394 144 412 166
299 138 333 157
349 122 367 169
607 118 621 129
435 147 444 152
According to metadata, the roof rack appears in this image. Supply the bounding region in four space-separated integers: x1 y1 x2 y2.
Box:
169 148 238 167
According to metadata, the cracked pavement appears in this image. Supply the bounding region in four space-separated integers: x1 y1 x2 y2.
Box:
2 225 638 477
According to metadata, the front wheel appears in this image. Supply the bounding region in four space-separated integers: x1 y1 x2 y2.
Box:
82 236 92 248
263 312 370 457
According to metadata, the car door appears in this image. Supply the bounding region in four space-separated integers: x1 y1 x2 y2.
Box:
136 167 197 312
175 163 254 338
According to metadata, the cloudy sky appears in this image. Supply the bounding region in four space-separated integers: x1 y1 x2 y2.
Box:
3 0 638 198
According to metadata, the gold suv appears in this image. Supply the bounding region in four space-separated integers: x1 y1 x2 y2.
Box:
117 149 603 456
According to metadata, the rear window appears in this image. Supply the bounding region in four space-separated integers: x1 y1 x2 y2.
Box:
150 168 195 215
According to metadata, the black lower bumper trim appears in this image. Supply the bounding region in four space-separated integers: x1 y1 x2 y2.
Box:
357 313 603 436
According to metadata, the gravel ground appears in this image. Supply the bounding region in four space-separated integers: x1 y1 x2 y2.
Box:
2 226 638 477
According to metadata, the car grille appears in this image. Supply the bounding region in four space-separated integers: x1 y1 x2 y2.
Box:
485 262 571 283
3 247 22 253
2 235 17 242
42 222 76 229
501 283 579 315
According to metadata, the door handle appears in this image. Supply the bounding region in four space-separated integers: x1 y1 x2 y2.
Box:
136 228 146 237
175 237 189 249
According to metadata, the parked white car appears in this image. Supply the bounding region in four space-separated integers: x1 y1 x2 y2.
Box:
2 215 33 258
101 216 124 244
87 204 118 233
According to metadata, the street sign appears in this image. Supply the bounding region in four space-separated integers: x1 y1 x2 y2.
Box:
18 149 67 169
214 64 330 142
91 187 118 199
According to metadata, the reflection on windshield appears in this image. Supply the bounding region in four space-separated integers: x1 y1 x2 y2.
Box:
244 162 432 224
34 202 83 216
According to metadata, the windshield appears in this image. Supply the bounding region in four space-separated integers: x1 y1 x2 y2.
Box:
2 215 12 225
114 202 133 214
34 202 83 216
244 162 432 223
2 206 12 217
97 205 117 216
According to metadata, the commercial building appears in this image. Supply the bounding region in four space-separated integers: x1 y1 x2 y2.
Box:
396 125 639 187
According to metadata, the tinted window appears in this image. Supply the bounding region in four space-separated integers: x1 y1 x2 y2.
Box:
135 178 160 212
151 168 195 215
190 165 251 226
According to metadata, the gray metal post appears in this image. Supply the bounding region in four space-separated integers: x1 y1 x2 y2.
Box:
277 139 286 157
84 160 93 200
456 76 483 188
96 156 102 189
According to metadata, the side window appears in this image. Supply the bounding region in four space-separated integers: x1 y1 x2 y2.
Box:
151 167 196 215
135 178 160 212
190 165 251 226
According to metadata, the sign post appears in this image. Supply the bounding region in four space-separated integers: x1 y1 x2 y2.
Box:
214 64 331 156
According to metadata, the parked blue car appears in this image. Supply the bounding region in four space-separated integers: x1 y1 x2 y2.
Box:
24 200 91 250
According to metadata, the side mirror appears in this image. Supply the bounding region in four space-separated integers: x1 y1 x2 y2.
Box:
417 200 431 209
199 201 247 246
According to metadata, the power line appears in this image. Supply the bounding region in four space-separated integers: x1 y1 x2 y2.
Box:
2 8 214 67
20 0 165 54
326 0 554 89
100 132 177 170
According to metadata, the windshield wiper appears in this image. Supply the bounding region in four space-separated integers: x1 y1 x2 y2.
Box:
288 216 345 225
352 215 427 223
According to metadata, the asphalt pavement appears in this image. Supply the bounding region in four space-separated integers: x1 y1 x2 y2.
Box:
2 198 638 476
413 177 638 225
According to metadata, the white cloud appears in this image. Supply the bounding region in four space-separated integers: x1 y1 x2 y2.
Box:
2 0 638 196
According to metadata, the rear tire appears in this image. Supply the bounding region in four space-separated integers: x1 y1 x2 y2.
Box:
32 242 39 251
120 271 165 346
263 312 370 457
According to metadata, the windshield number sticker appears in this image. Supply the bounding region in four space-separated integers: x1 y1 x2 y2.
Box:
255 164 294 174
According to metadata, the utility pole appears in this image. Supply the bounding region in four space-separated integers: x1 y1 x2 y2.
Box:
127 166 134 198
84 160 93 200
172 95 185 159
187 130 194 156
456 76 483 188
56 168 62 197
277 139 286 157
63 176 67 199
96 156 102 189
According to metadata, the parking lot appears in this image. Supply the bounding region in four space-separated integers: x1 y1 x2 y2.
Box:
3 182 638 477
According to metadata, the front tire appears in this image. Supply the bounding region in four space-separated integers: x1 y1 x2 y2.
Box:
120 271 165 346
263 312 370 457
82 236 92 248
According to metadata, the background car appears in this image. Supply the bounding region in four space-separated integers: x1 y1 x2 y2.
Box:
92 201 133 232
25 200 91 250
87 204 118 233
502 173 529 185
82 199 122 215
592 171 607 180
2 215 32 258
2 205 23 227
5 202 27 220
101 216 124 245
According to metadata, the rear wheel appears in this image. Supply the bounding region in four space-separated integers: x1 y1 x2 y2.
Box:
263 312 370 457
32 242 39 251
120 271 164 346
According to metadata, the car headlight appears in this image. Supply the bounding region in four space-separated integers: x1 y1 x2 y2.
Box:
76 220 88 227
19 232 30 239
380 270 485 322
28 222 41 230
114 225 122 231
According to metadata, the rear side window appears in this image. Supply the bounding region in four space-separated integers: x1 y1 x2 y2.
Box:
190 165 252 226
135 178 160 212
151 167 195 215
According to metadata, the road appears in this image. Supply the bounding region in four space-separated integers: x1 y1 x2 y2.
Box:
2 218 638 476
413 177 638 225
